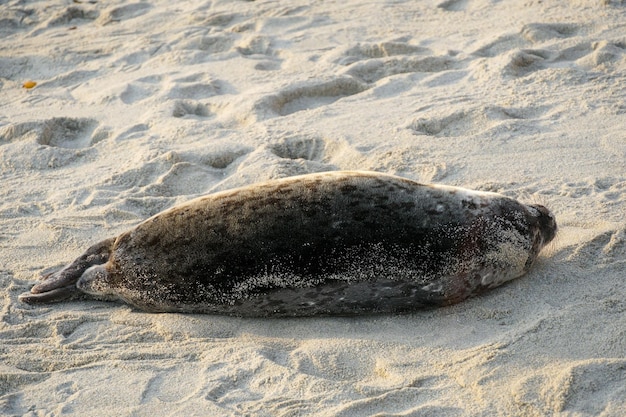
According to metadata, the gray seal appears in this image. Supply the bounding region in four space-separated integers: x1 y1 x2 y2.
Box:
19 171 557 316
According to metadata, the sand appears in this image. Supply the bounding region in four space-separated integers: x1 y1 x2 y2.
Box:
1 0 625 415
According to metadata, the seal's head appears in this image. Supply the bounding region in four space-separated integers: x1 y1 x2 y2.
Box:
526 204 558 249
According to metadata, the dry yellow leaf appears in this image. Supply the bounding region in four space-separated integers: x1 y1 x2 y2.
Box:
23 81 37 89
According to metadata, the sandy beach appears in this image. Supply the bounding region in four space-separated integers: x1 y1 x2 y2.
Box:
1 0 625 415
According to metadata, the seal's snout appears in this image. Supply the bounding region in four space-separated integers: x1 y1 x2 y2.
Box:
528 204 557 245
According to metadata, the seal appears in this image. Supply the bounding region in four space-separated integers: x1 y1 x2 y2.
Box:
19 171 557 316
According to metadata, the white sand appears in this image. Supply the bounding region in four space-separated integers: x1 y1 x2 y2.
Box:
1 0 625 415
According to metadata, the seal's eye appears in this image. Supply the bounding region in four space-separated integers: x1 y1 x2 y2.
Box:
530 204 553 219
527 206 540 217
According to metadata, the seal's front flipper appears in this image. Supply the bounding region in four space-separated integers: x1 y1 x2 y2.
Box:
23 237 115 302
76 265 117 301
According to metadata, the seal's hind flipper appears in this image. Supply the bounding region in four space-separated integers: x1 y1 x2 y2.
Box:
27 237 115 297
19 286 78 304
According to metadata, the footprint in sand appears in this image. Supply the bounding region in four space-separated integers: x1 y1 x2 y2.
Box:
236 35 273 56
179 33 235 55
345 55 456 84
97 2 152 26
267 134 375 176
174 12 240 55
141 367 204 404
268 135 329 162
0 367 48 409
257 77 368 118
521 23 581 43
0 117 101 149
541 360 626 415
119 83 159 105
568 227 626 266
193 11 239 28
471 22 624 78
555 177 626 202
162 73 228 100
260 135 339 177
210 135 359 191
106 145 252 205
113 123 150 142
102 72 228 106
0 8 36 33
361 145 451 183
289 342 375 382
171 100 212 118
104 152 195 202
197 145 251 170
329 41 432 66
36 118 101 149
566 40 626 69
45 6 98 27
408 105 548 138
0 118 105 170
502 49 553 77
474 22 581 58
326 41 457 84
235 32 284 71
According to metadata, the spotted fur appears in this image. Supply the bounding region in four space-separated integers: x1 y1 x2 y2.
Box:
19 171 557 316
